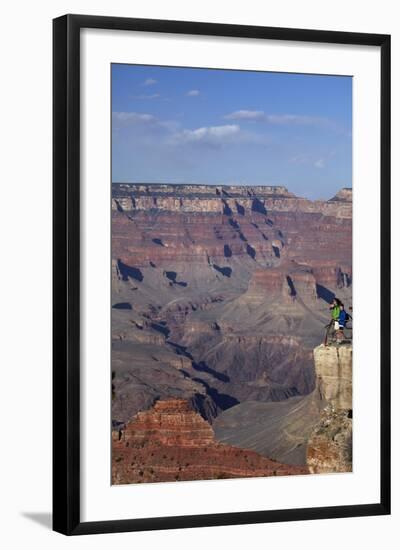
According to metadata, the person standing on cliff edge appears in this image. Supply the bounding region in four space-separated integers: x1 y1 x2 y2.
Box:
336 303 348 343
330 298 341 328
325 298 342 345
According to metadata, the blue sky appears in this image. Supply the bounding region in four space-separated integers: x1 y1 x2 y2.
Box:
112 64 352 199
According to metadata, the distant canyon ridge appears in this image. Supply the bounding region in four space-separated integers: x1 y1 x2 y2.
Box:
111 183 352 483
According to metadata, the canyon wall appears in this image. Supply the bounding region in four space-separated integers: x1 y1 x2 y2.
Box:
112 183 352 270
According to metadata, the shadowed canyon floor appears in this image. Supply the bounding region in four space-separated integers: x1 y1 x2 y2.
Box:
111 183 352 482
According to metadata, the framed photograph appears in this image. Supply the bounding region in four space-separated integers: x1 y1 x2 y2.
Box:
53 14 391 535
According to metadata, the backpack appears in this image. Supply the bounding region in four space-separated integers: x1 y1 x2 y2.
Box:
339 309 347 326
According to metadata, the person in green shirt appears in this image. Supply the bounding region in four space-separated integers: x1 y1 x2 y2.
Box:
330 298 341 324
325 298 342 344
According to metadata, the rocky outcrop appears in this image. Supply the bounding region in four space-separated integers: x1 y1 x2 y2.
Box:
306 344 352 473
313 344 352 410
112 399 308 484
329 188 352 202
307 405 352 474
117 399 215 447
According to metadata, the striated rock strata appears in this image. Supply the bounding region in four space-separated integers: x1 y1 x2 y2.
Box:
313 344 352 410
112 399 308 484
112 184 352 218
306 343 352 473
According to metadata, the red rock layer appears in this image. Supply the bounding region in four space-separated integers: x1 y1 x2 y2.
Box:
111 184 352 270
246 262 318 303
112 399 308 484
248 267 286 294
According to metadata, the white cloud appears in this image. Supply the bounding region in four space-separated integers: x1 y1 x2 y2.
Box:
112 112 183 147
112 112 158 128
112 112 264 149
143 78 157 86
224 110 265 121
225 110 330 127
169 124 241 146
314 158 325 168
187 89 200 97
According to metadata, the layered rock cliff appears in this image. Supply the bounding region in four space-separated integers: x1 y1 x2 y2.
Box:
306 344 352 473
112 183 352 269
313 344 352 410
112 399 308 484
112 183 352 218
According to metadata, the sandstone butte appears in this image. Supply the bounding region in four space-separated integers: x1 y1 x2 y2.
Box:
112 399 308 485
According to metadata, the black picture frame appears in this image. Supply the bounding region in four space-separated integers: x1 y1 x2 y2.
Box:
53 14 391 535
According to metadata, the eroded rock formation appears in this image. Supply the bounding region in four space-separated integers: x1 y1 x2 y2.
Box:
306 344 353 473
306 406 352 474
313 344 352 410
112 399 308 484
